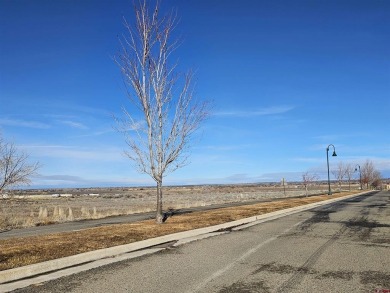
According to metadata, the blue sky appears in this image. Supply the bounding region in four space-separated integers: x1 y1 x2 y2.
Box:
0 0 389 188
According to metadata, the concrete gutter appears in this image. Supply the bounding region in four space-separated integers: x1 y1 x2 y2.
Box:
0 191 373 289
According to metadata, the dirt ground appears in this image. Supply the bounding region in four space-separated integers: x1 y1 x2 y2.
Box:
0 183 358 230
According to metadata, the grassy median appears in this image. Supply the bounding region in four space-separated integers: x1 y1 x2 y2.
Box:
0 191 360 271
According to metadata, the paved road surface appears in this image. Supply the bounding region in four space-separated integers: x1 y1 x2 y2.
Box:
14 191 390 293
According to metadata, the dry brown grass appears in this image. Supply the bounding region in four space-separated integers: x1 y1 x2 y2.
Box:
2 184 350 230
0 191 358 271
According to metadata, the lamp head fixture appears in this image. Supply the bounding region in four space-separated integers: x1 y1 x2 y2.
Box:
327 144 337 157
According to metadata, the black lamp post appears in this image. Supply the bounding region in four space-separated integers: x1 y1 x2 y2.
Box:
326 144 337 195
355 164 362 190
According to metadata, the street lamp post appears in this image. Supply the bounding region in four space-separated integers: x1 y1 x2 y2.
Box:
355 164 362 190
326 144 337 195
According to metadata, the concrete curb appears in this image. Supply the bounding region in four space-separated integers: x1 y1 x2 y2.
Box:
0 191 372 285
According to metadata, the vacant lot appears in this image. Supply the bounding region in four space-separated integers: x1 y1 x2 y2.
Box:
0 183 351 230
0 190 361 271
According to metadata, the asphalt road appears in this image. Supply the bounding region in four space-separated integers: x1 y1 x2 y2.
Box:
0 195 314 240
14 190 389 293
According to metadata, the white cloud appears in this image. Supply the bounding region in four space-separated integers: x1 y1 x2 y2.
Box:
35 174 84 182
23 145 123 161
31 173 154 188
0 118 50 129
214 105 294 117
197 143 255 151
313 132 370 142
292 157 324 164
58 120 89 130
44 101 112 118
71 128 115 138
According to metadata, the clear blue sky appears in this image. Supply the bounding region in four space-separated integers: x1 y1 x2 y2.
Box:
1 0 389 188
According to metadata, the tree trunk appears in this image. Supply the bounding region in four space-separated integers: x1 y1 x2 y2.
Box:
156 180 164 223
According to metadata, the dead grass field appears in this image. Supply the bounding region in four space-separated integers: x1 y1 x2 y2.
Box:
0 191 360 271
1 183 353 230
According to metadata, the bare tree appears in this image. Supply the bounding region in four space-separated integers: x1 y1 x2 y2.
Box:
0 135 40 193
332 162 347 192
361 159 377 189
344 163 355 191
115 1 209 223
302 172 318 197
371 170 382 189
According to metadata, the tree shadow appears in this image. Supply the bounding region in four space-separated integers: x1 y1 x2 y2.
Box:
162 208 191 222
